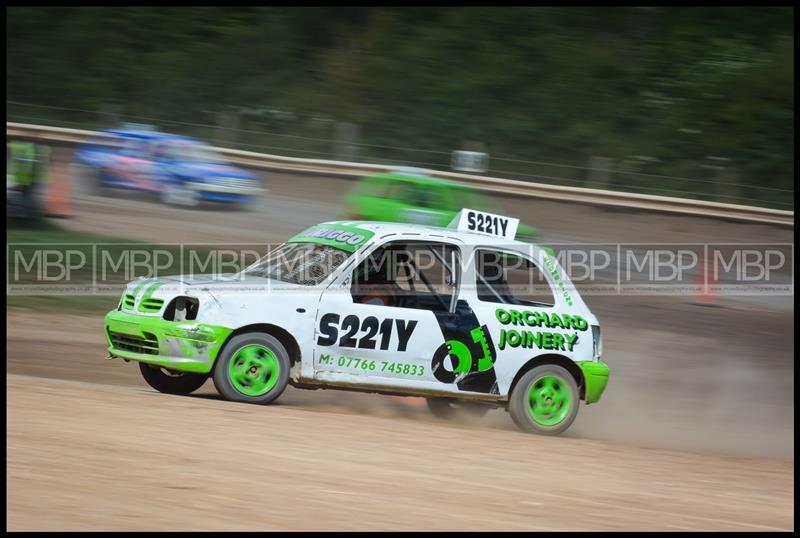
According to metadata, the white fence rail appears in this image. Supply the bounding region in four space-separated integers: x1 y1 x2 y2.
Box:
7 121 793 227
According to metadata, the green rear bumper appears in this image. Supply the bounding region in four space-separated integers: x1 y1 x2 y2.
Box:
577 360 610 404
104 310 232 374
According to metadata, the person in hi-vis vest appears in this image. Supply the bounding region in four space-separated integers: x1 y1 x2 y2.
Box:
8 139 50 222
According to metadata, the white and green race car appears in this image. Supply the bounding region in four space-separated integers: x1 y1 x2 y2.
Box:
104 209 609 434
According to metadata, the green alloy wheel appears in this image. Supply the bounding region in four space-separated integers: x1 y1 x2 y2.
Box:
227 345 280 396
213 333 290 404
139 362 208 395
509 364 579 435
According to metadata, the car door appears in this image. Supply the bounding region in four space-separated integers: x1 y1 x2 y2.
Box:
149 141 179 191
465 247 593 397
111 138 160 191
312 238 471 394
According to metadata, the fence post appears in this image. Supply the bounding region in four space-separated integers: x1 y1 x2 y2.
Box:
98 104 122 129
215 111 240 148
587 156 613 190
333 122 359 162
718 167 740 205
701 158 739 204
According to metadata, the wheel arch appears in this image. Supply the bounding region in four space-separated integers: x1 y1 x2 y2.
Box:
214 323 301 372
508 354 585 401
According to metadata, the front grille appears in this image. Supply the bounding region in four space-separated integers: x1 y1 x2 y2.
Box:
109 331 159 355
213 177 256 190
123 294 135 310
138 298 164 313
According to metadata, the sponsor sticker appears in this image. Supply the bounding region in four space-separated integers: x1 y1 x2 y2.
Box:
287 224 375 253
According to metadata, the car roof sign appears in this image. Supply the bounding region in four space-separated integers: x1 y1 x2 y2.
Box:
448 208 519 240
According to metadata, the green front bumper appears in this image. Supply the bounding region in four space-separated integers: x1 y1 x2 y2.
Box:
104 310 232 374
577 360 610 404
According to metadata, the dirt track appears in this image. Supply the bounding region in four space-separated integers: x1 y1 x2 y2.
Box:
6 304 795 530
6 375 794 531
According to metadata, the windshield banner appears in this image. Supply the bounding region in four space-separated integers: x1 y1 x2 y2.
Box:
287 224 375 253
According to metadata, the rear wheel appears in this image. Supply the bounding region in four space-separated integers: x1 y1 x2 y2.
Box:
235 195 259 212
509 364 579 435
426 397 490 421
212 333 290 404
139 362 208 395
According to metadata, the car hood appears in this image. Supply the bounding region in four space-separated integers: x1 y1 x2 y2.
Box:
120 274 322 326
121 274 314 309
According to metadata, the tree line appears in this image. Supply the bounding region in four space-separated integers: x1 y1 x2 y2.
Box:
6 7 794 208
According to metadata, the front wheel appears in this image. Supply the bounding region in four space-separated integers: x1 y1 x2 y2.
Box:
212 333 290 404
509 364 579 435
139 362 208 395
426 397 490 421
161 182 200 208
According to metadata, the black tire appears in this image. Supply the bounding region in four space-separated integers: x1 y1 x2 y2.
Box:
509 364 580 435
231 201 254 213
77 164 108 197
234 194 261 212
139 362 208 395
160 181 200 208
212 332 290 404
426 397 490 421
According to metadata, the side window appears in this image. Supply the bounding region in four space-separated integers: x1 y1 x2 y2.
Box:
408 184 428 208
420 185 451 210
350 241 459 312
172 143 190 161
384 181 418 205
153 143 174 162
120 139 139 157
385 182 426 207
121 138 151 159
475 249 555 307
356 177 385 198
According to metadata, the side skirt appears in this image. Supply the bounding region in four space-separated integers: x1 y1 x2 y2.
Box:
289 378 507 406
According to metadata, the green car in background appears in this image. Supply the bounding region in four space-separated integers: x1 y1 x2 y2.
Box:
342 170 539 241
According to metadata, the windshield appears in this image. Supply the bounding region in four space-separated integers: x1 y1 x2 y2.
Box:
178 143 227 164
84 134 124 151
242 242 351 286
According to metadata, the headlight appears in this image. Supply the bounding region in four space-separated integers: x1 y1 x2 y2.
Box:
163 296 199 321
591 325 602 360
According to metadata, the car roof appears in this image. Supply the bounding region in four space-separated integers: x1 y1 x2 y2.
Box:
363 172 473 190
104 129 204 145
322 220 544 252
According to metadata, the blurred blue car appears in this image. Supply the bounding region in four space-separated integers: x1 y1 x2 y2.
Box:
72 127 263 208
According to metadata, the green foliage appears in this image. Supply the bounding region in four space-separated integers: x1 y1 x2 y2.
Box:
6 7 794 208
